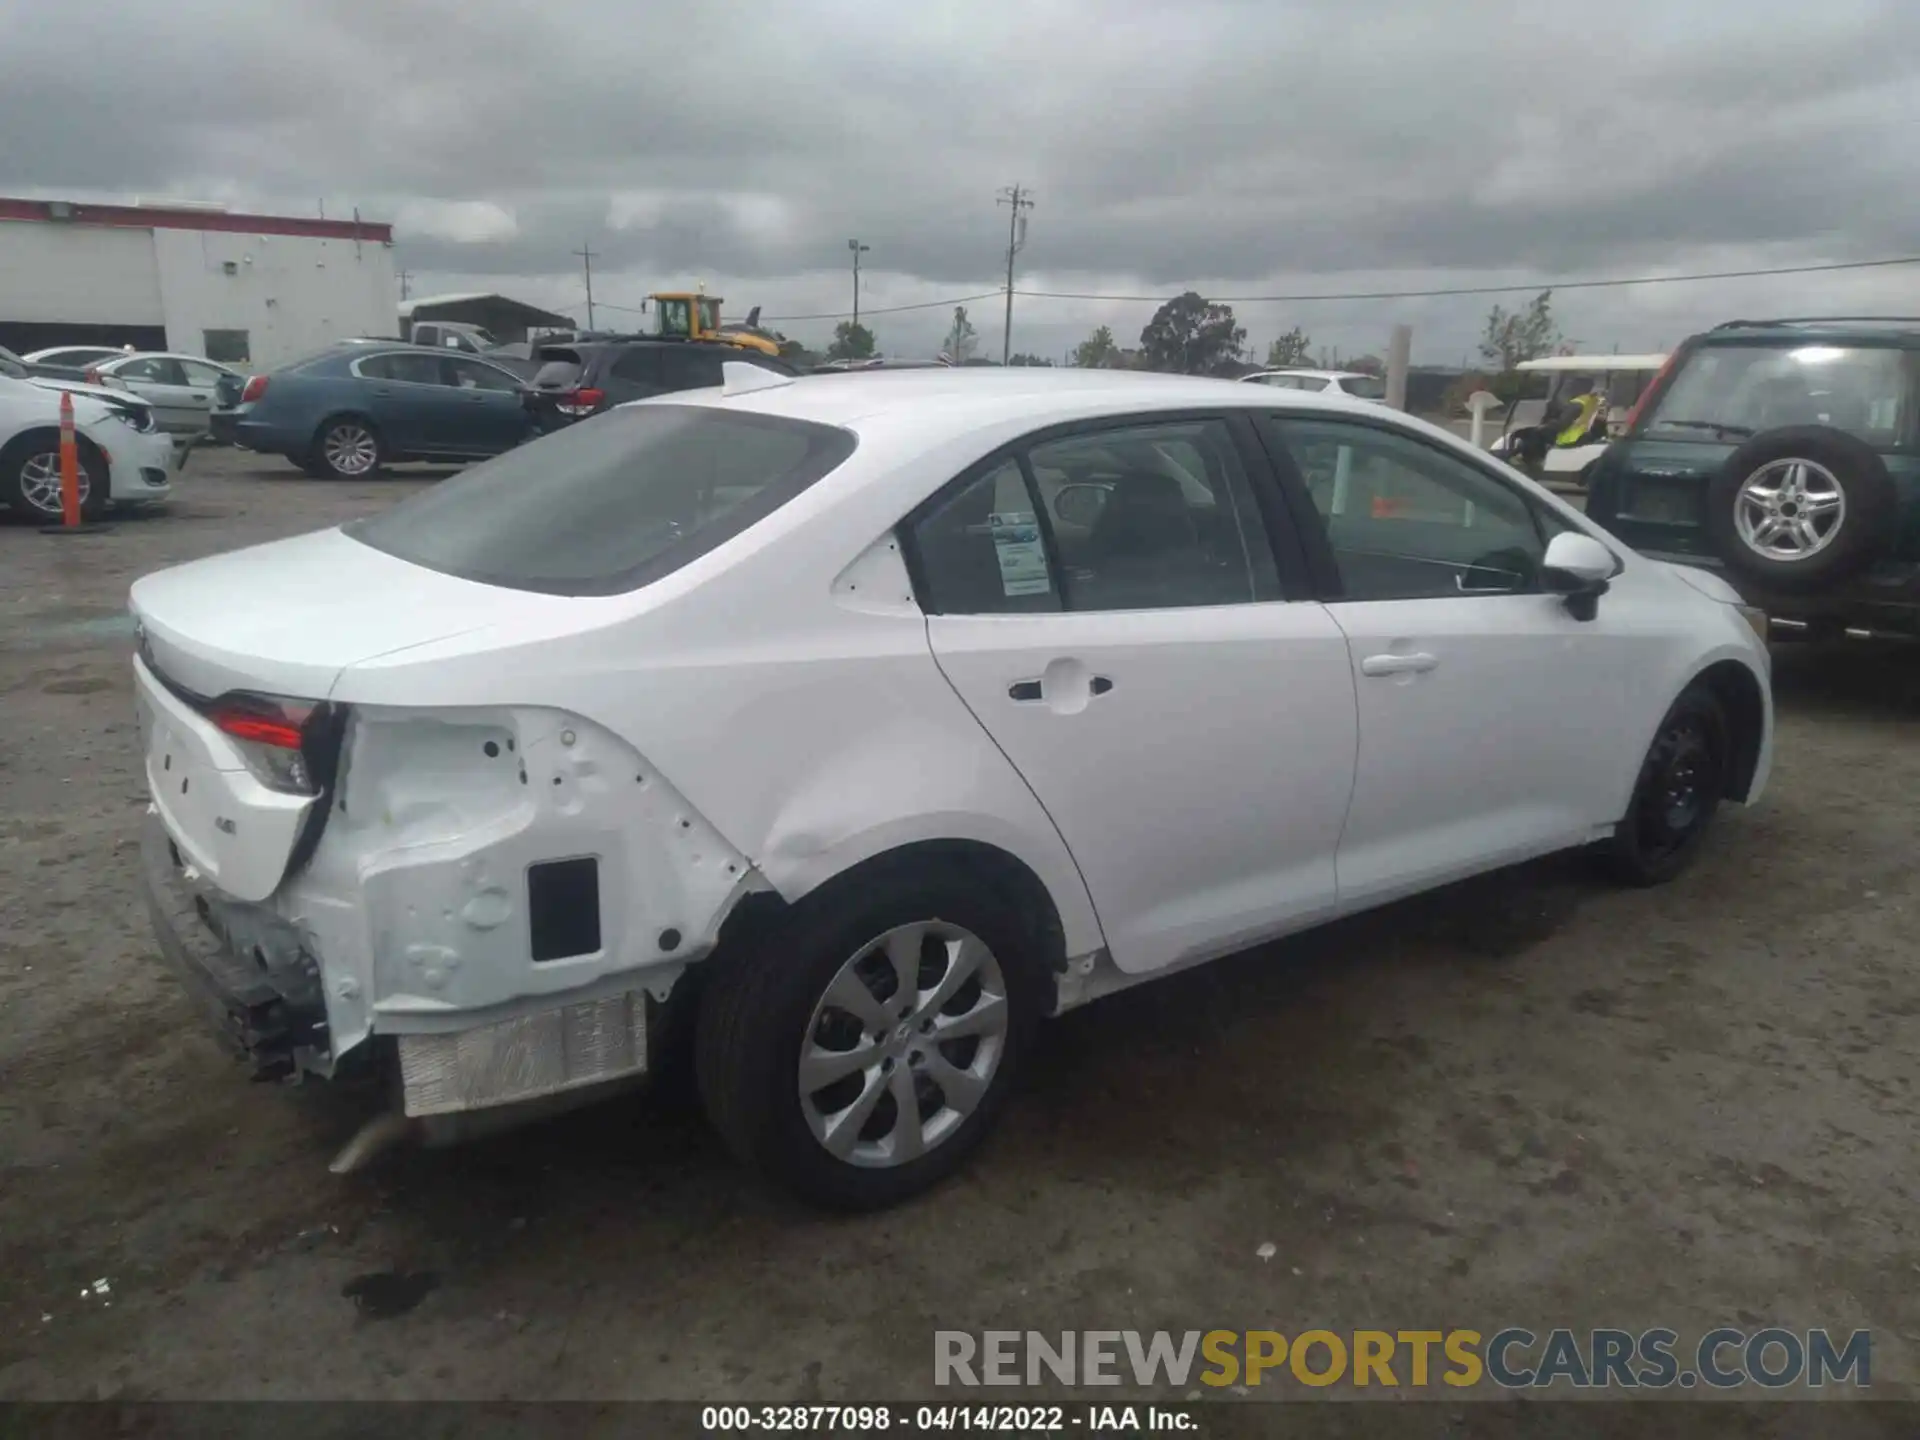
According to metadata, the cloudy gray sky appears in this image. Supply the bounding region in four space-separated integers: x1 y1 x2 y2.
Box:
4 0 1917 363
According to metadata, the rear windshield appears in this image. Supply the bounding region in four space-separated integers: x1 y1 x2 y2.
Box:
532 350 586 389
1644 343 1914 447
345 404 858 596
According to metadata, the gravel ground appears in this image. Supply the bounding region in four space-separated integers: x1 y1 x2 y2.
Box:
1 447 1917 1421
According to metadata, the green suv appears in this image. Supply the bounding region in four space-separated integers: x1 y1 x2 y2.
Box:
1586 318 1920 637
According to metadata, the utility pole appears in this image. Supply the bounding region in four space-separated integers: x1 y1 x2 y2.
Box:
399 270 412 302
574 242 597 331
997 184 1034 365
848 239 870 329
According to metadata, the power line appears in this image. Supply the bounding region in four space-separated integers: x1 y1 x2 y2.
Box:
1016 254 1920 305
761 290 1005 323
678 253 1920 331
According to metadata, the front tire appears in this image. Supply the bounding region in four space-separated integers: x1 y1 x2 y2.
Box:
1600 685 1728 887
696 867 1043 1210
4 434 106 521
309 417 383 479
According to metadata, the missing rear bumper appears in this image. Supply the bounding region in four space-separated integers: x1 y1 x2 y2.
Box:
396 988 650 1117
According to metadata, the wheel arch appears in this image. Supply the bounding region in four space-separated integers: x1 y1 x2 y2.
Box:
310 409 385 454
765 828 1085 979
1690 657 1767 803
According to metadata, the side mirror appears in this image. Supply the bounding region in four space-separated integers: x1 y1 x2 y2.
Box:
1541 531 1617 621
1053 482 1110 528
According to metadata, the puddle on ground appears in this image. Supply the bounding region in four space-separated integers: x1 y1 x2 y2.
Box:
341 1270 439 1319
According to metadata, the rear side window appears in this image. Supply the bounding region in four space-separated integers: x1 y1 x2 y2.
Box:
609 348 661 384
345 405 857 596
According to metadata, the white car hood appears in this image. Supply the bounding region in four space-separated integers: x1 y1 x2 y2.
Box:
1657 559 1744 606
129 527 577 701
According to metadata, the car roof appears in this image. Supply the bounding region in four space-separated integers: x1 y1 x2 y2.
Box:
97 350 235 368
1247 368 1367 381
659 365 1414 447
1697 318 1920 347
1517 354 1667 372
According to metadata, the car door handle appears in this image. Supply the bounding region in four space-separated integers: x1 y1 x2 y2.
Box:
1009 675 1113 702
1360 652 1439 677
371 387 394 396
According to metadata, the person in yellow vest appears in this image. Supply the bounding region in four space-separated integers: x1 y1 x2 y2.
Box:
1552 376 1608 448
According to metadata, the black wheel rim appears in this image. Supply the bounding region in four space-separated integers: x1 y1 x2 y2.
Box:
1635 718 1718 862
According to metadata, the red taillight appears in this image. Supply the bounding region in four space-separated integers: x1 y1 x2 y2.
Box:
212 711 305 749
556 386 605 417
208 694 318 793
240 374 268 403
85 368 103 385
1623 350 1681 433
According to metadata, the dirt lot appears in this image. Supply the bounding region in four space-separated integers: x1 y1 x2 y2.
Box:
2 447 1918 1412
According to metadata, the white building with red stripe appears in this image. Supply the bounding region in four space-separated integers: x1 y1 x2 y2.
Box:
0 197 398 369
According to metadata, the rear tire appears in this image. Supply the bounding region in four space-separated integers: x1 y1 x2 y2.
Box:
1599 684 1728 887
308 416 383 479
695 865 1044 1211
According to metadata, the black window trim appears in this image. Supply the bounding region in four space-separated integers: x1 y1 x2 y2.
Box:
897 407 1317 617
1252 408 1600 603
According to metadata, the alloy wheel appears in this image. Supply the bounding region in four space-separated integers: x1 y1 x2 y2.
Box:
322 424 378 476
798 920 1009 1169
18 450 89 515
1734 458 1845 561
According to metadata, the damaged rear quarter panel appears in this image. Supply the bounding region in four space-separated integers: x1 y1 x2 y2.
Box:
284 703 759 1057
322 421 1106 967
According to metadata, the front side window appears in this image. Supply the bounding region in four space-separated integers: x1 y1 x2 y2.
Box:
907 417 1283 615
1268 417 1557 600
347 405 857 596
1643 343 1913 447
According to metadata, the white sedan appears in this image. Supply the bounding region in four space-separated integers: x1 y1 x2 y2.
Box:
1 372 176 519
84 351 242 438
128 365 1771 1208
1241 367 1389 400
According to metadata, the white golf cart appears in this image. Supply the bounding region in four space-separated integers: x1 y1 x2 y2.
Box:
1492 353 1668 486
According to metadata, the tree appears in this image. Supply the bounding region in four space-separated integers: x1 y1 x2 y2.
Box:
942 306 978 366
1265 327 1312 368
1478 290 1562 372
1007 353 1054 367
826 321 876 362
1072 325 1122 369
1139 292 1245 376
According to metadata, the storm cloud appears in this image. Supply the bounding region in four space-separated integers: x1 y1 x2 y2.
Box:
3 0 1916 360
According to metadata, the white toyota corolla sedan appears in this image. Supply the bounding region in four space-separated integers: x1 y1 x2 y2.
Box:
130 364 1771 1209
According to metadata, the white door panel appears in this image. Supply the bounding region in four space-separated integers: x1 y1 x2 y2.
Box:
927 603 1359 975
1326 593 1649 906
